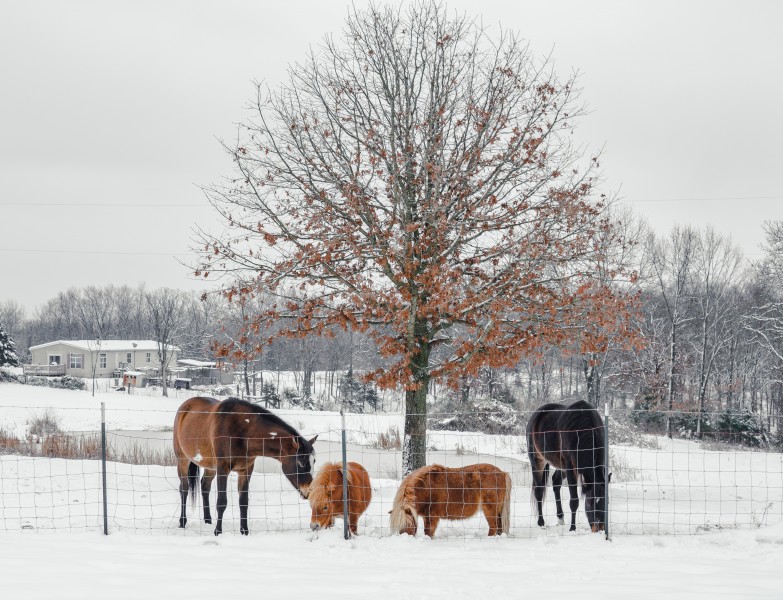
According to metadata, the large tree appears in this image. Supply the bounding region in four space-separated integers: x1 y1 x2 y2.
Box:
197 3 632 471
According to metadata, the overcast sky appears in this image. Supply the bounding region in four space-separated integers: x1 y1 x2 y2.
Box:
1 0 781 310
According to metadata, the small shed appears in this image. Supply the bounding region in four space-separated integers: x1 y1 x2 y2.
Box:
122 371 145 388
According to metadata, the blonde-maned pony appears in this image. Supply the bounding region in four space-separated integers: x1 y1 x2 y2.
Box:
309 461 372 535
389 464 511 537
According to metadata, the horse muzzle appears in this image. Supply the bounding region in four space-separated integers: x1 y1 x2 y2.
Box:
310 522 321 531
299 484 311 499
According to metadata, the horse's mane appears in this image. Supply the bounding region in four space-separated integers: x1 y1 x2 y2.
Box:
309 462 353 506
217 397 313 451
389 465 444 532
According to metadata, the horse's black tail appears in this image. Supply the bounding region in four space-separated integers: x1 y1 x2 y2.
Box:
187 461 200 507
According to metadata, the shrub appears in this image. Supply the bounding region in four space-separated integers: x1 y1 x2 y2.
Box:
27 409 63 438
430 399 526 435
0 368 23 384
374 427 401 450
26 376 86 390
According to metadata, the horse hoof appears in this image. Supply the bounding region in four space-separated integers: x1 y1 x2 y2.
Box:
214 529 222 536
569 525 576 532
204 518 212 525
241 529 249 536
179 519 187 529
558 518 565 526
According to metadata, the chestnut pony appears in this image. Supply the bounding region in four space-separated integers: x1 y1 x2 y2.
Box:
309 461 372 535
389 464 511 537
173 396 317 536
526 400 608 532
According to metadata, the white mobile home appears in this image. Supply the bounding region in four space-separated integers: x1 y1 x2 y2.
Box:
25 340 180 379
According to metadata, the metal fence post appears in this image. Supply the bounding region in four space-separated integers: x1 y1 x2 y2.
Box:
341 407 350 540
604 403 610 541
101 402 108 535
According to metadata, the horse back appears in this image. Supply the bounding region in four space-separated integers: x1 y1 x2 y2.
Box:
415 464 506 519
527 400 605 473
347 462 372 511
173 396 221 466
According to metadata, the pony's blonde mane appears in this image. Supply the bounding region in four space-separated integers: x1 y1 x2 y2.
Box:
389 466 439 533
308 462 353 507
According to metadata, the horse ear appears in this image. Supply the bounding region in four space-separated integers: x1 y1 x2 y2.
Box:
309 435 318 445
291 437 299 450
388 510 393 515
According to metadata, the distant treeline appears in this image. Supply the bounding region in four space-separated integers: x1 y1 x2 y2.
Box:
2 221 782 444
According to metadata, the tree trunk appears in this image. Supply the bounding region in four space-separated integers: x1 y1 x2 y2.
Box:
696 316 708 438
402 334 430 475
665 321 677 439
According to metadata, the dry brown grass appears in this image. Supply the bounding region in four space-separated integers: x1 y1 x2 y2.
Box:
1 431 176 466
0 427 22 454
108 442 177 466
374 426 402 450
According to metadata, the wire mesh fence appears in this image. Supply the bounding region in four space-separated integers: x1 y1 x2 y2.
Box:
1 402 781 537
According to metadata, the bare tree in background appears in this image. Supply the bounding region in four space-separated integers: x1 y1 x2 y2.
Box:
748 222 783 366
691 227 744 436
145 288 186 397
647 226 697 438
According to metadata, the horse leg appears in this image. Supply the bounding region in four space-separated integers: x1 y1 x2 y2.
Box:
348 509 359 535
566 469 579 532
201 469 215 524
552 469 566 526
237 469 252 535
530 460 548 528
482 502 501 536
213 468 229 536
423 515 439 538
176 457 192 528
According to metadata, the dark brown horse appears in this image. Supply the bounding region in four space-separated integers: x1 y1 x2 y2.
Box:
309 461 372 535
173 396 317 536
389 464 511 537
527 400 608 532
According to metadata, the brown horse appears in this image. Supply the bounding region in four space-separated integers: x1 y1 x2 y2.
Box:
389 464 511 537
173 396 317 536
309 461 372 535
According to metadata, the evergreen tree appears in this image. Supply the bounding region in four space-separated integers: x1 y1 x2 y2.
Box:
0 322 19 367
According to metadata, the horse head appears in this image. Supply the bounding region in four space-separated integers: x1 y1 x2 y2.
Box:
584 469 611 532
309 484 335 531
280 434 318 499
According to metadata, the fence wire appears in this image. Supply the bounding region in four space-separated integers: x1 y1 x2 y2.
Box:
0 404 781 537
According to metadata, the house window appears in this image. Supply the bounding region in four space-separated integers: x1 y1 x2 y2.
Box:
48 355 62 365
99 353 107 369
69 354 84 369
146 352 151 363
127 352 133 364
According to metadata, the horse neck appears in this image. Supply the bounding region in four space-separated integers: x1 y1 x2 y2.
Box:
244 420 295 459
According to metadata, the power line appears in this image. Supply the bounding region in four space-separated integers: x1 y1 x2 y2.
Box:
0 248 190 257
0 195 780 207
632 195 783 203
0 202 209 207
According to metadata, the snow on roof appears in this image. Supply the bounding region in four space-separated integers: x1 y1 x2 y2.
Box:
177 359 216 368
29 340 179 352
124 371 145 376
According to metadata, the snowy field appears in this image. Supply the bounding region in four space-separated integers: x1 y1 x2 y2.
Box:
1 382 783 598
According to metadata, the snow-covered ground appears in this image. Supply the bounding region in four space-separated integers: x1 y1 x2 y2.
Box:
1 381 782 598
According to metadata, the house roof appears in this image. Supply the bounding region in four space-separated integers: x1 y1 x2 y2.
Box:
29 340 180 353
178 359 216 368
